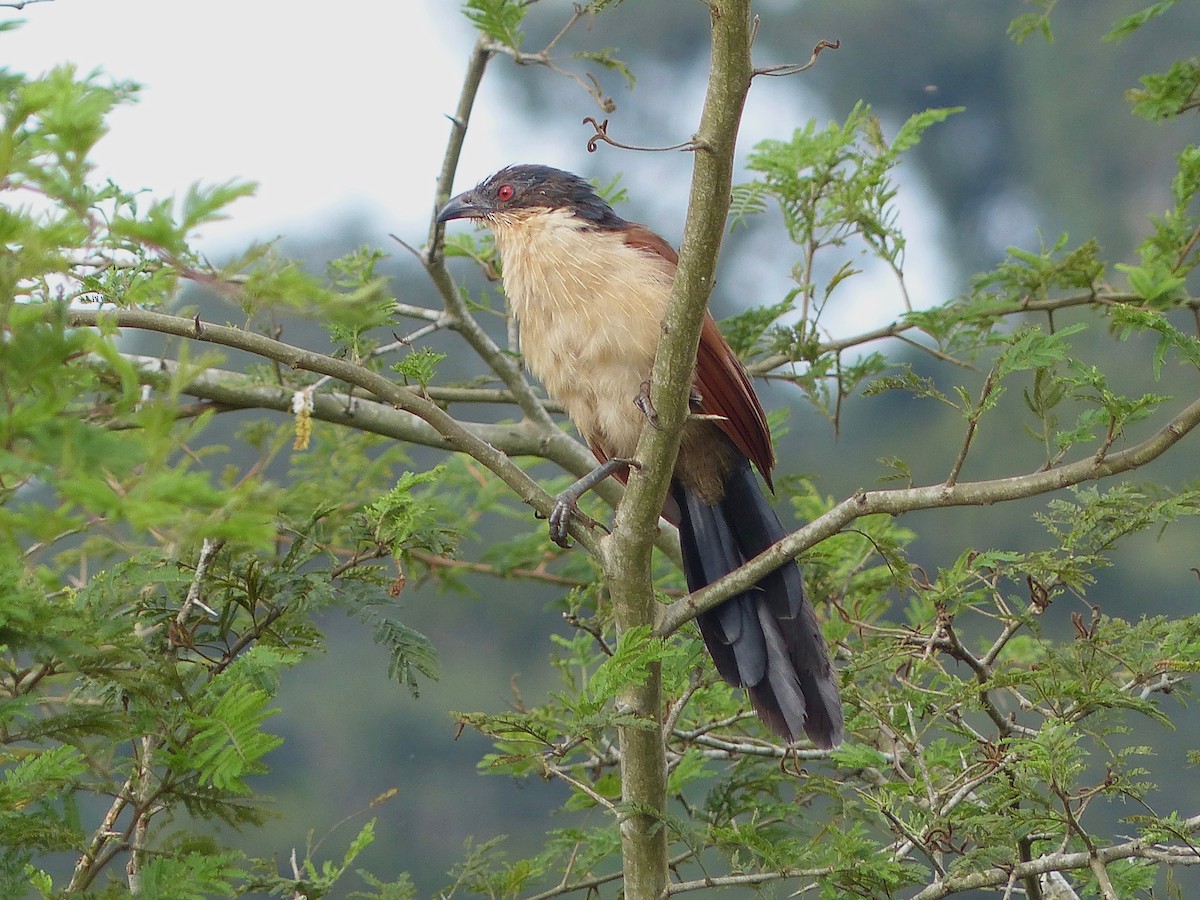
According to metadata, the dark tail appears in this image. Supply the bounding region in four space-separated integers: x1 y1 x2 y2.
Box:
673 458 843 747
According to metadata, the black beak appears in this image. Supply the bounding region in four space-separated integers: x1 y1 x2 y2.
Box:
437 190 487 224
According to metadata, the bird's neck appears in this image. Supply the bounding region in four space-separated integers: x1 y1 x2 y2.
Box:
490 209 673 325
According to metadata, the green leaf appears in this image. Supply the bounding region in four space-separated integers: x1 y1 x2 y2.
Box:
1127 58 1200 120
179 683 282 793
1007 7 1056 44
1109 305 1200 376
372 618 440 697
365 467 458 559
994 322 1087 378
137 851 242 900
463 0 526 48
180 179 257 232
588 626 674 704
575 48 636 89
1114 261 1187 306
1104 0 1181 41
891 106 964 154
392 347 447 391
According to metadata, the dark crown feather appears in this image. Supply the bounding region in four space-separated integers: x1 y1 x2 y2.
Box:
480 164 627 230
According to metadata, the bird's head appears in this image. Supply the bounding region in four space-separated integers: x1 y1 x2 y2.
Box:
437 165 626 231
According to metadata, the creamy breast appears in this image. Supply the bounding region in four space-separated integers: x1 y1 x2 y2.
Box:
490 209 675 458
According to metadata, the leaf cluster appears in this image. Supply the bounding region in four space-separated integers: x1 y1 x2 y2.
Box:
4 1 1200 897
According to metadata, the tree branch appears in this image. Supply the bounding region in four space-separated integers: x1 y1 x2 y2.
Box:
105 352 688 565
909 814 1200 899
421 36 561 431
67 306 607 554
477 5 618 112
113 354 587 468
174 537 224 634
745 290 1193 377
598 3 755 899
665 867 834 895
656 394 1200 636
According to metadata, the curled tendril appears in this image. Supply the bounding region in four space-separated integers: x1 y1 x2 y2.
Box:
753 38 841 78
581 117 702 154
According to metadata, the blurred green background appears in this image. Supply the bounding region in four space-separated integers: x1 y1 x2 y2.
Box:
13 1 1199 895
250 4 1200 894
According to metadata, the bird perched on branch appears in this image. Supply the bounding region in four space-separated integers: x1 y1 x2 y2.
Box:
438 164 843 748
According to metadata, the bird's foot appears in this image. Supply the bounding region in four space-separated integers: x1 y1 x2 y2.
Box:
635 381 705 428
548 494 607 548
545 457 640 548
634 381 658 429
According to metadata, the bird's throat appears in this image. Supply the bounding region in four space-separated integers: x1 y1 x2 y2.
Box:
493 210 675 461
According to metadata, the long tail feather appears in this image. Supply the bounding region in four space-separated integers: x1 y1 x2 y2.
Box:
673 458 843 747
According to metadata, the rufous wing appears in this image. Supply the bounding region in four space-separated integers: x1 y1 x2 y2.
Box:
693 313 775 488
604 223 776 488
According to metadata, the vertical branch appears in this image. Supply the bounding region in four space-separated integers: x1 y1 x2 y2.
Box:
73 539 226 891
945 371 996 487
67 780 130 891
427 36 493 267
1054 781 1118 900
176 537 225 631
422 38 559 429
602 2 755 898
125 735 156 892
130 537 225 889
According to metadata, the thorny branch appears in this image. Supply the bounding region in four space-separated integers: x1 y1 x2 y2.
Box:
657 392 1200 635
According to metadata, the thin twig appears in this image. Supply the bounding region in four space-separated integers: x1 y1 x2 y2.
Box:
543 763 617 812
582 116 702 154
422 39 563 431
945 371 996 487
411 548 585 589
665 866 835 894
752 38 841 78
746 290 1171 376
657 391 1200 635
68 780 132 891
174 539 225 642
478 6 617 112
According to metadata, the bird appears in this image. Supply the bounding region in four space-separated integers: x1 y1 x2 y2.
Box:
437 164 843 748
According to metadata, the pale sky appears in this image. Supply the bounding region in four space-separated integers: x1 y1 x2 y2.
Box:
3 0 949 330
2 1 528 252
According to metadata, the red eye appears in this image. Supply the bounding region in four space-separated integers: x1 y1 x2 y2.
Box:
496 184 515 201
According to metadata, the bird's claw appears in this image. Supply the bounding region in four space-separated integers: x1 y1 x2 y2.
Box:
548 494 609 548
544 457 637 547
635 381 704 427
634 380 659 429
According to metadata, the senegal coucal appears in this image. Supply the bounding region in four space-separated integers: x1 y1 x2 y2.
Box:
438 164 843 747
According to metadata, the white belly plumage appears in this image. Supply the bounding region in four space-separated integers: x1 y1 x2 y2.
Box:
492 211 675 457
